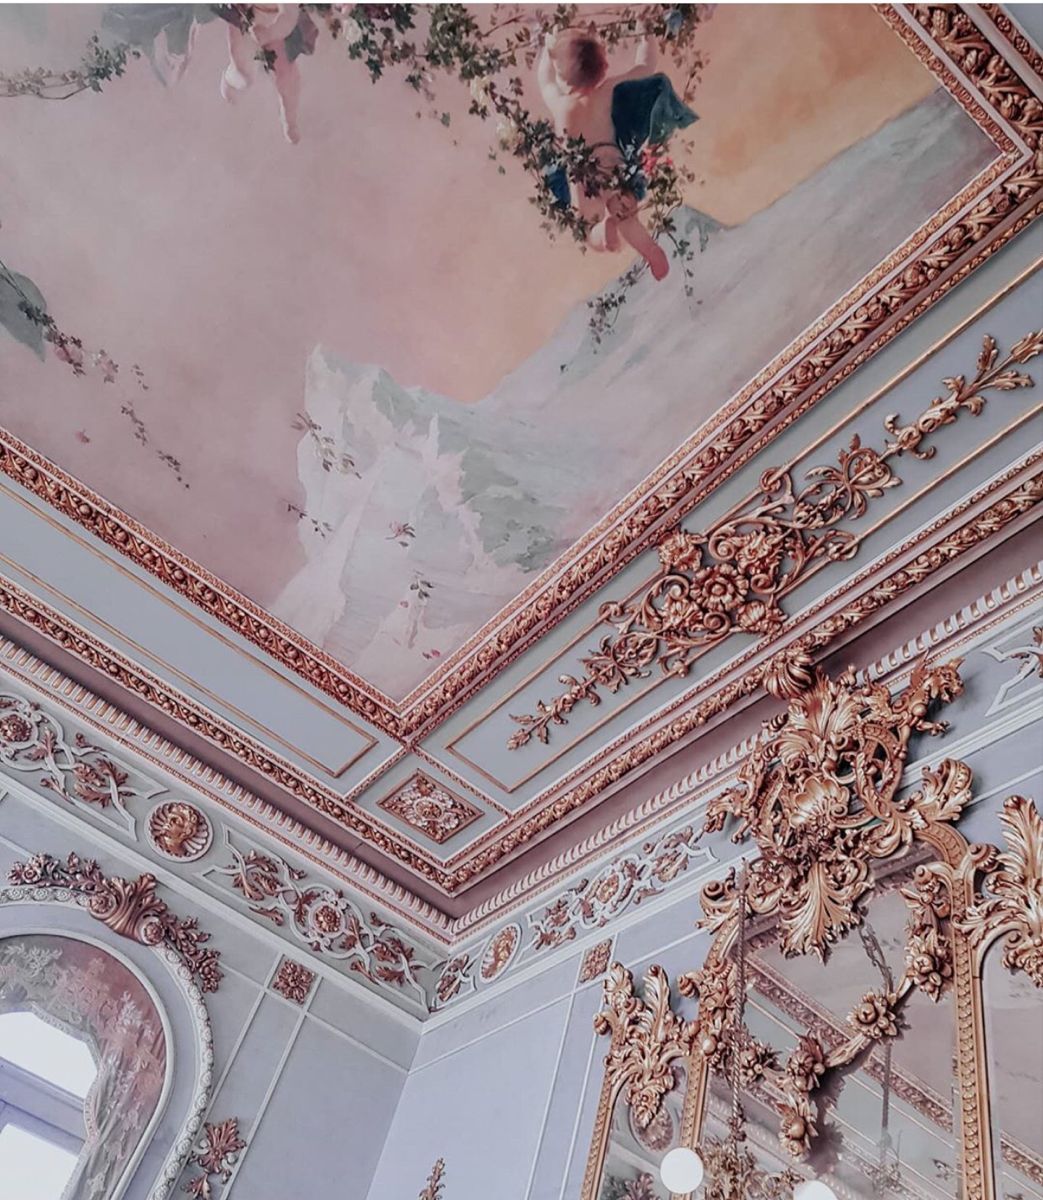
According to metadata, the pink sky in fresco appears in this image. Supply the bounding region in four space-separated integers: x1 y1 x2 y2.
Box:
0 4 969 669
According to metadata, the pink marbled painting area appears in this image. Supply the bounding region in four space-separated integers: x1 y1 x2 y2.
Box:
0 5 996 698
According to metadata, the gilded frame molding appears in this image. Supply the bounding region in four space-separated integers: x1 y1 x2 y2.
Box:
581 654 1043 1200
0 3 1038 746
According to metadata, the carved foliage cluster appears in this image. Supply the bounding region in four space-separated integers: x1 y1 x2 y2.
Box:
8 852 222 992
418 1159 446 1200
962 795 1043 986
699 657 968 958
508 333 1042 749
594 964 695 1130
183 1118 246 1199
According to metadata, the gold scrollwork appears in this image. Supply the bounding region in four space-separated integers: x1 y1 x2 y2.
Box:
580 964 695 1199
508 333 1042 750
582 652 1042 1200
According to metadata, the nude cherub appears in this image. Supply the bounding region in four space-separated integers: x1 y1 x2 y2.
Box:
220 4 306 143
538 28 671 280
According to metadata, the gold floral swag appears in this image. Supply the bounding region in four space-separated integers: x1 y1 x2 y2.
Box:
581 652 1043 1200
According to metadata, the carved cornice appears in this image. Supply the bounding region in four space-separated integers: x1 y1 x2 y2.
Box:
508 333 1042 748
0 6 1039 754
6 851 222 992
1 326 1041 893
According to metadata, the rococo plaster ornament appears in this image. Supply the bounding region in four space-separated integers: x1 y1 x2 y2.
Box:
148 801 213 862
508 333 1042 749
595 964 695 1131
7 852 222 992
695 655 967 958
182 1118 246 1200
961 794 1043 986
581 648 1043 1200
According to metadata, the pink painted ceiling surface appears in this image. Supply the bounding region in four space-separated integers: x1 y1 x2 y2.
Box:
0 5 996 699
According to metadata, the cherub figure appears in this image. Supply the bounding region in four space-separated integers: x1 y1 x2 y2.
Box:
219 4 317 143
537 27 698 281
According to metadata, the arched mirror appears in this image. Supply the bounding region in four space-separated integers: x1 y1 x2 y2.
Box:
964 797 1043 1200
693 855 966 1199
0 933 168 1200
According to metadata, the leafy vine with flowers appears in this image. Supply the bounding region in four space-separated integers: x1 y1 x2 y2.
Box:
506 329 1043 748
1 4 712 347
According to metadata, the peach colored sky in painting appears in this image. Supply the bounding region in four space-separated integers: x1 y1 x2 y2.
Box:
0 4 934 407
0 1 967 630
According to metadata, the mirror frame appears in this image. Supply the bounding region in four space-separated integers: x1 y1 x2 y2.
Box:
581 657 1042 1200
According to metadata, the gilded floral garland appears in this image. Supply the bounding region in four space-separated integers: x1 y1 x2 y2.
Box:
7 851 222 992
508 331 1043 748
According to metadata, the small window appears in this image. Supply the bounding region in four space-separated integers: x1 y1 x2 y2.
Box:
0 1011 97 1200
0 1124 79 1200
0 1012 96 1100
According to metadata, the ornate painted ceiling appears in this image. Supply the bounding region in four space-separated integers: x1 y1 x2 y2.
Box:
0 2 1041 987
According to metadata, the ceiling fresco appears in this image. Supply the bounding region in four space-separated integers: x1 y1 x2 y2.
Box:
0 3 1041 924
0 3 996 702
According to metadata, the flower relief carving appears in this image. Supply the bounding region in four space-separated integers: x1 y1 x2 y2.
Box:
183 1117 246 1199
271 957 316 1005
148 801 213 861
377 772 481 845
7 852 222 992
507 331 1042 750
213 840 436 1002
594 963 695 1130
0 691 156 823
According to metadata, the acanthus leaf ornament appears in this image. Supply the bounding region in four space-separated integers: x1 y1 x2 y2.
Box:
7 852 222 992
182 1117 246 1199
697 660 966 958
593 963 695 1129
508 332 1040 749
961 795 1043 986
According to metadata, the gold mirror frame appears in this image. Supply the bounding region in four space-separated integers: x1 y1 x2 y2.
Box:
581 655 1042 1200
